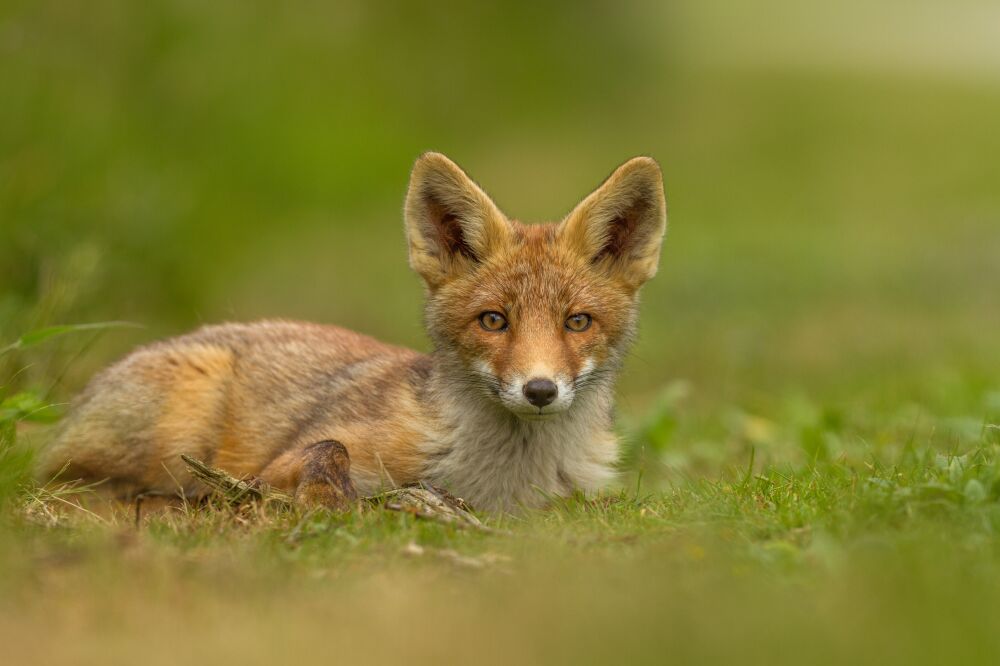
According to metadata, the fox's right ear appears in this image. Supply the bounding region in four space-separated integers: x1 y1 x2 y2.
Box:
404 152 513 289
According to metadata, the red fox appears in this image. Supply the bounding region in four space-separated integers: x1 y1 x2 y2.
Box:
40 153 667 512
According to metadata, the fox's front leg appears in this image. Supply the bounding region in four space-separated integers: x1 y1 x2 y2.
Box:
290 440 359 510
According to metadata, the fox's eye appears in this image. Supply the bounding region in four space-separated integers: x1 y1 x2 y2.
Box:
478 311 508 332
565 313 592 332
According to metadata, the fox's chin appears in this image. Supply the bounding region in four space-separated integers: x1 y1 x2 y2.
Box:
514 412 560 421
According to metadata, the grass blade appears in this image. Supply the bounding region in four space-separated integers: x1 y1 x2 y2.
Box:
0 321 142 357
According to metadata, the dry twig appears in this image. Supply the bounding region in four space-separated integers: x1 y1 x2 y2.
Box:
180 454 294 508
179 454 501 533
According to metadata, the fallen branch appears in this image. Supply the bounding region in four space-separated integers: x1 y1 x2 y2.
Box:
179 455 500 533
180 454 294 509
374 483 504 534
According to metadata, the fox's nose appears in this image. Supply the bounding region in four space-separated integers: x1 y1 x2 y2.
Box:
523 378 558 407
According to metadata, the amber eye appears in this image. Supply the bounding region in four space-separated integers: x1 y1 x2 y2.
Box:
565 313 592 332
478 311 508 332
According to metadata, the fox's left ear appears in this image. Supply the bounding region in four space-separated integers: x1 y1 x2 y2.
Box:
405 152 513 289
558 157 667 290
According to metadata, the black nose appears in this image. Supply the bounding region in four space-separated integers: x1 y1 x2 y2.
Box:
523 378 558 407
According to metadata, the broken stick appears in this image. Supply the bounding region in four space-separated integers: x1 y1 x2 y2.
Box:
179 454 500 533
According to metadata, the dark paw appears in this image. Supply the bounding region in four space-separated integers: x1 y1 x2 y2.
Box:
294 440 359 511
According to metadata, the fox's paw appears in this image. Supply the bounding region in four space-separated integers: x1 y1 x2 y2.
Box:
293 440 359 511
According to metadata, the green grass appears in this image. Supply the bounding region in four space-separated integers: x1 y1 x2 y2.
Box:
3 1 1000 663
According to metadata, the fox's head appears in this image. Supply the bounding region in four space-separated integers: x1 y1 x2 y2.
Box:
405 153 666 420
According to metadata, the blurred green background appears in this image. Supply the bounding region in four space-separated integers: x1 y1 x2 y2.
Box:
2 0 999 449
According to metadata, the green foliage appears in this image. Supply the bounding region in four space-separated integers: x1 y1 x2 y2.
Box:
0 323 138 508
0 405 34 508
0 361 38 504
0 391 61 424
0 321 141 358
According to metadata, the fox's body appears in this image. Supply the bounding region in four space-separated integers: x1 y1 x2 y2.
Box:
41 153 667 512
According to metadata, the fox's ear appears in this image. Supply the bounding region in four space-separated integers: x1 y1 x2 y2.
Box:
558 157 667 290
404 152 513 288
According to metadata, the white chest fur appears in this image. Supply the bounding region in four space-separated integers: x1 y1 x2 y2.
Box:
421 389 619 512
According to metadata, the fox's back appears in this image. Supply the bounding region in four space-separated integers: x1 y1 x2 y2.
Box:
41 320 430 496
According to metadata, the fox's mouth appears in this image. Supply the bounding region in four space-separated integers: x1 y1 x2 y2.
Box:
501 401 569 420
515 409 561 421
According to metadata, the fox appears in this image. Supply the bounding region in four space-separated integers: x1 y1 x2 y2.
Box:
39 152 668 513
